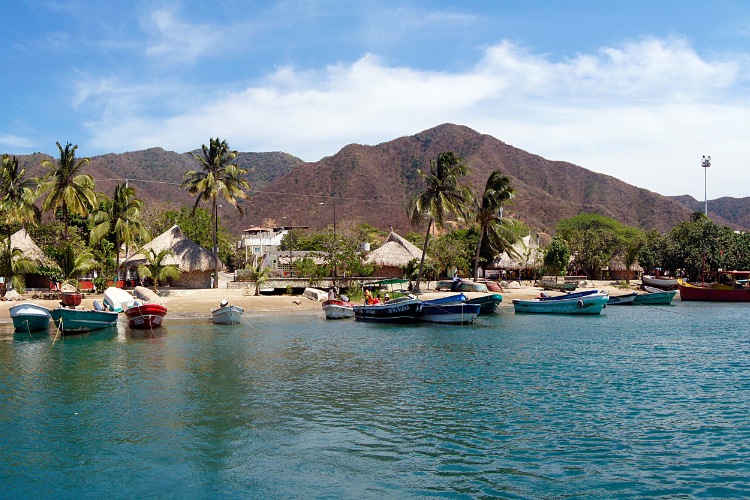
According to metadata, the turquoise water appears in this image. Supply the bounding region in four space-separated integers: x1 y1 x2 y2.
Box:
2 302 750 498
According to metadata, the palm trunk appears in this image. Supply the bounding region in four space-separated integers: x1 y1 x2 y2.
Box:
472 226 485 281
413 218 433 294
212 199 218 289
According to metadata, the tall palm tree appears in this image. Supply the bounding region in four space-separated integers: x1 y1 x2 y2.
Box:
407 152 472 293
181 138 250 288
471 170 521 280
39 142 97 239
90 182 150 268
0 154 41 237
137 248 181 292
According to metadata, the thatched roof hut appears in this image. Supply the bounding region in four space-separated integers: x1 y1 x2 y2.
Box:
121 225 215 288
9 228 55 267
364 231 423 278
489 234 544 274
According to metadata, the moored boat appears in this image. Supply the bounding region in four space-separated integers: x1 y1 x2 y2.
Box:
417 294 479 324
677 271 750 302
322 299 354 319
125 302 168 328
465 293 503 314
538 289 600 301
641 275 679 290
60 283 82 307
513 292 609 315
50 307 119 334
211 301 245 324
103 286 136 313
633 287 677 305
10 302 52 331
607 292 638 305
353 296 422 322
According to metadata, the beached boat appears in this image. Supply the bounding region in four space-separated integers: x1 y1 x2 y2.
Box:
322 299 354 319
103 287 136 313
417 294 479 324
538 289 600 301
50 307 119 334
125 303 168 329
10 302 52 331
633 287 677 305
677 271 750 302
465 293 503 314
353 296 422 322
513 292 609 315
211 301 245 324
606 292 638 305
536 280 577 292
60 283 82 307
641 275 679 290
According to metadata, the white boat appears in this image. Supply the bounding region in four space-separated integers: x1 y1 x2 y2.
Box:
607 292 637 305
103 286 136 313
322 299 355 319
10 302 52 331
211 301 245 324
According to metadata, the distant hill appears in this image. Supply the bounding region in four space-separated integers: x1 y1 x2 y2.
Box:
11 126 748 237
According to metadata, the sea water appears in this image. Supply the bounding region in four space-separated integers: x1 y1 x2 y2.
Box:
1 302 750 498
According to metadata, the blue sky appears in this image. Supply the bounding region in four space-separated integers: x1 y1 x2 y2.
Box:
2 1 750 199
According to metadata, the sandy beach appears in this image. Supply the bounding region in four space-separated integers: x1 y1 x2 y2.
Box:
0 281 632 320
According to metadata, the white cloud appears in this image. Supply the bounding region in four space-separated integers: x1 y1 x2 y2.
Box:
83 36 750 198
0 133 35 150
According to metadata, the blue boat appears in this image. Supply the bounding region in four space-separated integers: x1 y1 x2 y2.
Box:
50 307 119 334
538 289 601 301
513 292 609 315
353 296 422 323
417 294 479 324
10 302 52 332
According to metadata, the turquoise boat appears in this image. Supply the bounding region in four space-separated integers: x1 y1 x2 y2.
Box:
633 289 677 305
10 302 52 332
465 293 503 314
513 292 609 315
50 307 119 334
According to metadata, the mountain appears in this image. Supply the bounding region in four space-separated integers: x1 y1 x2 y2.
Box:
11 126 747 236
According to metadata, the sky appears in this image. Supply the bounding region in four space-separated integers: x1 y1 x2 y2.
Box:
2 0 750 199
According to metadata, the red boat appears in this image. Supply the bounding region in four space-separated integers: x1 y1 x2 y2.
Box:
677 271 750 302
124 303 168 328
61 290 82 307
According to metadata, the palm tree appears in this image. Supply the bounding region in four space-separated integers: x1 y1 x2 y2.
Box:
248 262 272 296
471 170 522 280
0 241 36 294
407 152 472 293
0 154 41 240
39 142 97 238
137 248 181 292
90 182 150 268
181 138 250 288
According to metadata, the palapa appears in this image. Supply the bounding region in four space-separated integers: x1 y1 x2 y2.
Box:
489 234 543 271
364 231 423 268
122 225 215 272
8 228 56 267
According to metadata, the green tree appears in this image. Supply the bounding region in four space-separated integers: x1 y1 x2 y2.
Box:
637 230 667 273
247 262 272 296
0 154 41 235
470 170 522 280
89 182 150 268
543 236 571 278
407 152 472 292
137 248 181 292
0 241 36 293
666 212 722 280
428 229 477 277
181 137 250 288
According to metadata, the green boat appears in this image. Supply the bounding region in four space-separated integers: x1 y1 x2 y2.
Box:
537 280 577 292
465 293 503 314
633 289 677 305
50 307 119 334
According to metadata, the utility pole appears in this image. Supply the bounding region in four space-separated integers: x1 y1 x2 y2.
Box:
702 155 711 217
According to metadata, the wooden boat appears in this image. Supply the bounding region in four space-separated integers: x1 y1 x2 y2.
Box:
103 287 136 313
536 280 577 292
633 287 677 305
60 283 82 307
606 292 638 305
50 307 119 334
677 272 750 302
435 280 490 293
211 302 245 324
353 296 422 322
10 302 52 331
125 303 168 328
641 275 679 290
417 294 479 324
322 299 354 319
513 292 609 315
538 289 600 301
465 293 503 314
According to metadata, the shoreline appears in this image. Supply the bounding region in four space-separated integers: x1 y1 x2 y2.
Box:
0 281 635 321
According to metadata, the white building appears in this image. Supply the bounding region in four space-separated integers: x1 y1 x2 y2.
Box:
238 226 288 265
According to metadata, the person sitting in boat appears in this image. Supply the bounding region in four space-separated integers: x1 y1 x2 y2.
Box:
328 288 335 301
364 289 380 305
220 299 229 308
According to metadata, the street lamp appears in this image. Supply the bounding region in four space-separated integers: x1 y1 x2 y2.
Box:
283 216 293 276
702 155 711 217
213 204 222 288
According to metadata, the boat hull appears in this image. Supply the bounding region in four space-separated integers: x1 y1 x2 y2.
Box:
677 281 750 302
642 275 678 290
607 292 637 305
211 305 244 324
103 287 135 313
417 303 480 324
50 308 119 334
125 304 168 328
537 280 577 292
513 294 609 315
10 303 52 331
61 291 82 307
353 298 422 322
465 294 503 314
633 290 677 305
322 300 354 319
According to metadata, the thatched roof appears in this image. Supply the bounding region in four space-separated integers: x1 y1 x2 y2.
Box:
364 231 423 268
489 234 544 270
9 228 55 267
121 225 215 272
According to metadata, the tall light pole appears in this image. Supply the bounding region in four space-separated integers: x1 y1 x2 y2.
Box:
283 216 292 277
702 155 711 217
